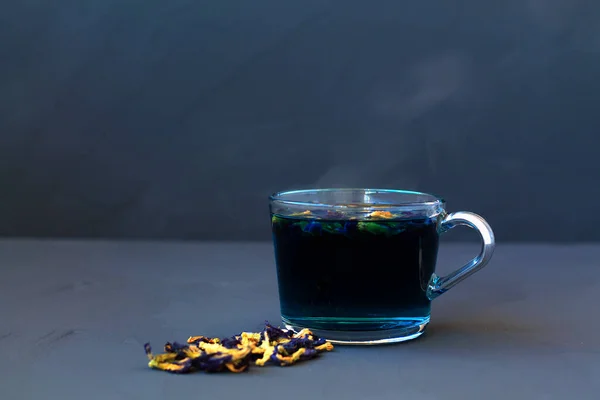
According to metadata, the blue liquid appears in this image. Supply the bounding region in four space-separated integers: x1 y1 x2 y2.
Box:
272 216 439 336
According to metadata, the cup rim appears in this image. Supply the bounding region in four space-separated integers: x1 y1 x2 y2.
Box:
269 188 445 209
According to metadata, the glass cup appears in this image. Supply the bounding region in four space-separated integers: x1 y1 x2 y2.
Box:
269 188 495 345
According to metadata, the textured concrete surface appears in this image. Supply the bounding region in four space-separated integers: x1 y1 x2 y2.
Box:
1 240 598 399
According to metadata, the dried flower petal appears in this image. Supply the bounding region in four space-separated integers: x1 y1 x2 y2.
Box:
220 336 242 349
264 321 293 341
290 210 312 216
144 322 334 374
368 211 395 219
357 221 392 235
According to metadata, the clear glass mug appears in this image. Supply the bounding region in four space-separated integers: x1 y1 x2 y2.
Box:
269 189 495 345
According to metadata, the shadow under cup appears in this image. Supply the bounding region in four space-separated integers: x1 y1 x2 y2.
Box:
269 189 495 345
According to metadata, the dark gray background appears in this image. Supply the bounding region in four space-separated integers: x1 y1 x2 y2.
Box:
1 0 598 242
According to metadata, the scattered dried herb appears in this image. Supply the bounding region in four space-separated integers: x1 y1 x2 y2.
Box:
270 209 433 236
144 322 334 374
357 221 393 235
366 211 394 219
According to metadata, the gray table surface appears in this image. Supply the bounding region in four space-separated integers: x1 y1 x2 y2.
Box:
1 239 598 399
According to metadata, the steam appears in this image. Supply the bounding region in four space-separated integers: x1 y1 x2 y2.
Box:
311 0 597 190
374 53 467 120
312 53 469 189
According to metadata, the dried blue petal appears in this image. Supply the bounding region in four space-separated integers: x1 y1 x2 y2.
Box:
195 353 234 372
264 321 293 341
280 340 300 353
280 337 314 353
299 348 319 360
167 358 194 374
220 337 241 349
303 221 322 234
269 345 282 363
144 322 333 374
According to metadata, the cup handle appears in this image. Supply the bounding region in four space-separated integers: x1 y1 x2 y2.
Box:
427 211 495 300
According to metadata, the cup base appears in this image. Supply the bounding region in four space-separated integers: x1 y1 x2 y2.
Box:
282 316 429 345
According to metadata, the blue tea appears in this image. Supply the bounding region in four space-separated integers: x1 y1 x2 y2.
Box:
269 188 495 344
271 214 439 341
